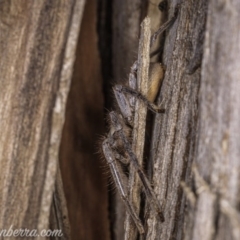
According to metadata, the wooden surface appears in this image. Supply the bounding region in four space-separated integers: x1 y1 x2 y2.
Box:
0 0 84 239
147 1 207 239
194 1 240 239
124 18 151 240
1 0 240 239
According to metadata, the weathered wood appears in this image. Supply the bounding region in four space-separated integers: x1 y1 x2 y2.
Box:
194 0 240 240
50 1 86 239
124 18 151 240
147 1 207 239
0 0 85 239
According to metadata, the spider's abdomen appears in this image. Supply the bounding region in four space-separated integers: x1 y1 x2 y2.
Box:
147 63 164 102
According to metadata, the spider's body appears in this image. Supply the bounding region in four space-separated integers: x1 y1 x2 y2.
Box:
102 62 165 234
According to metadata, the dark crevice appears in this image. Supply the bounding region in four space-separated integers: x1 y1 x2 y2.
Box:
97 0 114 239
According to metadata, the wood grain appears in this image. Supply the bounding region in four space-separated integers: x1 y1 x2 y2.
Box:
0 0 85 239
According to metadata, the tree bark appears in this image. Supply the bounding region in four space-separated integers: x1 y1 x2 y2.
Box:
194 1 240 240
147 1 207 239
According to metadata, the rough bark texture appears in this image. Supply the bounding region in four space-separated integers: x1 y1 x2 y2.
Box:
0 0 85 239
147 1 207 239
124 18 151 240
194 1 240 240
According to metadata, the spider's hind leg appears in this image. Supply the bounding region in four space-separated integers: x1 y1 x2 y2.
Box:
109 111 165 222
102 137 145 234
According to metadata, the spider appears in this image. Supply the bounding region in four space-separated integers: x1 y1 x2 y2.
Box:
102 5 179 234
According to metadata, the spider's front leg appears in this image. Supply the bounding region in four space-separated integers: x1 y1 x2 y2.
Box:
102 127 145 234
113 62 165 126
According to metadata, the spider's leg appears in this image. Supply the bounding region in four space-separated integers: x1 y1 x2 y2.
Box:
150 3 179 47
112 60 138 125
114 85 165 114
102 138 145 234
113 61 166 117
109 112 165 222
113 85 133 124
